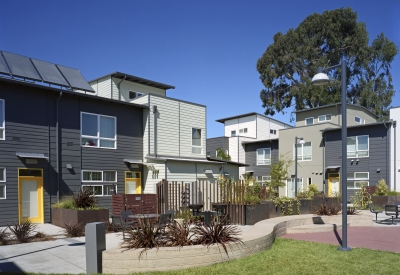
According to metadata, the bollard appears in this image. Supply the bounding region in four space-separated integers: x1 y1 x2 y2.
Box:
85 222 106 274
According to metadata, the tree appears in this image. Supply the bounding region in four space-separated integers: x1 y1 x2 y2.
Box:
267 153 293 195
256 8 398 121
216 148 231 161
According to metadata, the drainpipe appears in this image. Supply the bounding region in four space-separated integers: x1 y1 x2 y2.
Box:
387 123 391 190
56 92 63 201
148 96 151 156
322 131 326 193
116 75 126 101
393 121 397 191
153 105 158 156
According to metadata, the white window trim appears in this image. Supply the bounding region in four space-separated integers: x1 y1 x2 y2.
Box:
318 114 332 122
0 167 5 182
0 184 6 199
191 127 202 154
81 112 117 149
82 184 117 197
270 129 277 135
293 142 312 161
231 130 236 137
287 178 303 196
348 181 369 189
355 116 362 124
257 148 271 165
81 170 117 182
0 99 4 140
347 135 369 158
305 117 314 125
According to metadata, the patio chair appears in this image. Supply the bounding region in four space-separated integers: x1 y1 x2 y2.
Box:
369 203 383 222
158 213 172 233
165 210 175 221
385 205 398 225
111 215 134 241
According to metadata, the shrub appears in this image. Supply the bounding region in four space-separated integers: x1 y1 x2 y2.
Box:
272 196 300 216
162 221 196 247
374 179 389 196
191 218 242 254
72 188 97 209
308 183 319 194
121 217 163 258
314 196 341 216
244 182 262 204
0 227 10 245
351 182 371 209
387 190 400 196
52 196 75 209
8 220 37 243
64 222 85 237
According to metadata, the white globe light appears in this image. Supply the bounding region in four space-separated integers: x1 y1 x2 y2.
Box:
311 72 330 86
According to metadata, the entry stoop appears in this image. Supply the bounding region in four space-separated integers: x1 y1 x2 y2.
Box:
286 223 350 234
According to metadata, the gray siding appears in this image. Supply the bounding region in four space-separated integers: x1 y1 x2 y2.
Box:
206 137 229 158
244 140 279 179
325 124 390 199
0 81 144 226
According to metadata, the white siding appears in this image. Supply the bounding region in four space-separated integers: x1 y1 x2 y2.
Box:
118 80 166 102
257 115 288 139
142 160 165 193
224 115 256 138
90 76 111 98
167 161 197 182
390 108 400 191
179 101 206 158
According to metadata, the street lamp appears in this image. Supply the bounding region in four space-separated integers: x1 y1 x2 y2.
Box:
294 137 305 197
312 58 351 251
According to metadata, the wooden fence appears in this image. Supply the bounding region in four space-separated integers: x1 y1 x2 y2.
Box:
111 194 157 215
156 179 246 225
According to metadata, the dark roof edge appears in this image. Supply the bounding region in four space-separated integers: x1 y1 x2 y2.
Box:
292 103 378 118
215 112 292 127
206 157 249 167
0 77 149 109
89 71 175 90
320 121 392 132
241 138 279 144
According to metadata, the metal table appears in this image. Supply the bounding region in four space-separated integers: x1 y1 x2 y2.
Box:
128 214 160 219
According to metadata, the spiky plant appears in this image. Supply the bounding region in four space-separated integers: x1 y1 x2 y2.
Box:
121 217 163 258
64 222 85 237
0 227 10 245
72 188 97 209
191 218 242 254
8 220 37 243
162 221 197 247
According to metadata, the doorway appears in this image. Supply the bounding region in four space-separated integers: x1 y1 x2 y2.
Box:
125 171 141 194
328 173 340 197
18 168 44 223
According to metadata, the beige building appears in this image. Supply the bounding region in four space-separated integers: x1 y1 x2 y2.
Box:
279 104 377 197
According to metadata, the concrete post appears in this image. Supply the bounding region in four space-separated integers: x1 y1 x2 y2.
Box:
85 222 106 274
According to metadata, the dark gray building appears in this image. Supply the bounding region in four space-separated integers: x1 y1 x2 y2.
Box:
323 122 391 200
0 63 145 227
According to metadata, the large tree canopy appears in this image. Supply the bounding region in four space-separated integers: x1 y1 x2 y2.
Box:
257 8 398 121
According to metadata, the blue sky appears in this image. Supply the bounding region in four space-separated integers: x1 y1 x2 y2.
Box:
1 0 399 138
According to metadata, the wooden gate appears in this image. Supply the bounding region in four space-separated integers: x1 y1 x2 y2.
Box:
111 194 157 215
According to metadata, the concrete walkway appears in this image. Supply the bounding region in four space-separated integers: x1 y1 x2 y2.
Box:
281 210 400 253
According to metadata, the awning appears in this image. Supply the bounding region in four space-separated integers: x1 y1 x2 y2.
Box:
204 169 213 174
326 166 340 170
123 159 148 165
16 152 48 159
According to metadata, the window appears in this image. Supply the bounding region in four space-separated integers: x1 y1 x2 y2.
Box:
347 172 369 189
287 178 303 196
257 148 271 165
270 129 276 135
294 142 312 161
0 99 4 140
355 116 362 124
305 117 314 125
0 168 5 182
192 128 202 154
318 114 332 122
239 128 248 134
347 135 369 157
257 176 271 186
81 112 116 149
0 168 5 199
231 130 236 137
82 185 116 196
82 170 117 182
129 91 143 99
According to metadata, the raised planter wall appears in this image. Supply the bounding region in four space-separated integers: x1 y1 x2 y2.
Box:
371 195 400 208
51 208 109 228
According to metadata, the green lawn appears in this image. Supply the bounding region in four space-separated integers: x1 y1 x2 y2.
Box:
2 238 400 275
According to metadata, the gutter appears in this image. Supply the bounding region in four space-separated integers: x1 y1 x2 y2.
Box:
56 91 63 201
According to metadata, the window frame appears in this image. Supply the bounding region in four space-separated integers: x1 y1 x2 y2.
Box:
191 127 202 154
81 170 117 182
0 184 5 199
0 99 4 140
318 114 332 122
305 117 314 125
81 112 117 149
0 167 5 182
293 142 312 161
82 184 117 196
355 116 362 124
257 148 271 165
270 129 277 135
346 172 369 189
347 135 369 158
231 130 236 137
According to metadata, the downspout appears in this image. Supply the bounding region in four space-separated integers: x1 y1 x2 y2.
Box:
153 105 158 156
322 131 325 193
110 76 113 99
394 121 397 191
387 123 391 190
56 92 63 201
148 96 151 156
116 75 126 101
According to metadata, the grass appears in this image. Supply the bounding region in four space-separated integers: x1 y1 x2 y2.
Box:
1 238 399 275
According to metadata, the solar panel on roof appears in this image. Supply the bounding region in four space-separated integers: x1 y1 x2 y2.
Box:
2 51 42 81
56 65 94 92
0 53 10 75
31 58 69 86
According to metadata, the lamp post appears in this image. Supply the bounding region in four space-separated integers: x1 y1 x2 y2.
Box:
294 137 305 197
312 58 351 251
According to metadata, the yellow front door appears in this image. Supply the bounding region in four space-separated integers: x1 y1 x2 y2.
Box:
18 169 44 224
328 173 340 197
125 171 141 194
